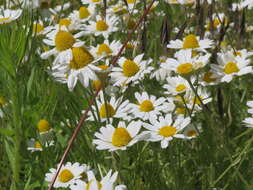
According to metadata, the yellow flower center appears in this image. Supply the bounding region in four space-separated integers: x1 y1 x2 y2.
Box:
92 0 101 2
183 34 200 49
79 7 90 19
92 80 102 91
176 84 187 92
177 63 193 75
59 18 71 27
55 31 75 51
203 72 216 83
96 20 109 31
33 23 44 33
224 62 239 74
175 107 185 115
0 17 10 22
0 97 6 106
192 96 202 105
70 47 94 69
58 169 74 183
86 180 102 190
159 126 177 137
139 100 154 112
233 51 242 56
112 128 132 147
98 65 109 70
99 104 116 118
34 141 42 149
97 44 112 56
127 0 136 4
122 59 140 77
187 130 197 137
37 120 51 133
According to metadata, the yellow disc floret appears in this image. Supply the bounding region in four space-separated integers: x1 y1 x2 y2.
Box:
183 34 200 49
33 23 44 33
97 44 112 56
34 141 42 149
175 84 187 92
224 62 239 74
99 104 116 118
96 20 109 31
70 47 94 69
55 31 75 51
37 120 51 133
58 169 74 183
122 60 140 77
59 18 71 27
139 100 154 112
159 126 177 137
112 127 132 147
79 7 90 19
177 63 193 75
203 72 216 83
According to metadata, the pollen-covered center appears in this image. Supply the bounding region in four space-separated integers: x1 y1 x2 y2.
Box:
58 169 74 183
59 18 71 27
98 65 109 70
55 31 75 51
187 130 197 137
183 34 200 49
203 72 216 83
177 63 193 75
92 80 102 91
33 23 44 33
224 61 239 74
127 0 136 4
37 120 51 133
92 0 101 2
70 47 94 69
34 141 42 149
96 20 109 31
112 127 132 147
0 17 11 22
79 7 90 19
159 126 177 137
99 103 116 118
97 44 112 56
176 84 187 92
139 100 154 112
122 59 140 77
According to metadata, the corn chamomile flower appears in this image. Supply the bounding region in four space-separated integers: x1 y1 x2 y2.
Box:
49 2 71 15
150 56 171 81
51 46 99 90
0 9 22 24
93 121 146 151
183 125 201 139
242 117 253 128
86 15 118 38
90 39 122 59
129 92 175 122
87 92 131 122
142 114 191 148
161 49 210 77
41 26 84 59
210 52 252 83
70 170 126 190
167 34 213 52
229 49 253 59
188 87 212 110
45 162 88 188
33 20 45 36
163 76 190 95
110 54 153 87
27 139 54 152
205 13 229 32
82 0 103 6
200 71 221 86
69 5 95 23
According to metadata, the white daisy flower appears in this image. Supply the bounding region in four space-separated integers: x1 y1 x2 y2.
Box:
210 52 252 83
183 125 201 139
86 15 118 38
51 45 99 90
187 87 212 110
0 9 22 24
228 49 253 59
93 121 146 151
90 39 122 59
163 76 190 95
27 139 54 152
110 54 153 87
246 100 253 115
41 26 84 60
82 0 103 6
70 170 126 190
167 34 213 52
69 5 95 23
129 92 175 122
161 49 210 76
242 0 253 9
49 2 71 15
200 71 221 86
32 20 45 36
45 162 88 188
86 92 131 122
142 114 191 148
150 57 171 81
242 117 253 128
205 13 229 32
